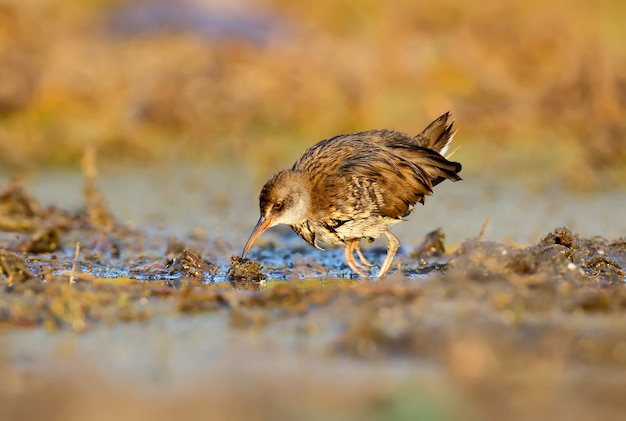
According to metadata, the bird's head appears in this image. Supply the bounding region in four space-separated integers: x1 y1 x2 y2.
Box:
242 170 312 258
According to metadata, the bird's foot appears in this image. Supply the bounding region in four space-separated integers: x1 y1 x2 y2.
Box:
375 231 400 279
354 243 375 267
345 240 373 277
346 258 372 278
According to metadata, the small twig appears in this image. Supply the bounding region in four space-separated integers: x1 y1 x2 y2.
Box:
69 242 80 285
81 146 98 180
477 214 491 241
445 144 462 159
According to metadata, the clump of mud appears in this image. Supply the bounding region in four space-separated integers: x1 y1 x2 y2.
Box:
165 249 218 287
0 248 36 283
410 228 447 258
227 255 267 283
448 226 625 285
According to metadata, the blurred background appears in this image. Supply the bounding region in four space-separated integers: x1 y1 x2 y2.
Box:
1 0 625 190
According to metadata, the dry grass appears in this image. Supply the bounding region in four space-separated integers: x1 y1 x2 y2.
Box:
0 0 625 187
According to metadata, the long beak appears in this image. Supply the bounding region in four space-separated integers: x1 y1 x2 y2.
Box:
242 216 273 258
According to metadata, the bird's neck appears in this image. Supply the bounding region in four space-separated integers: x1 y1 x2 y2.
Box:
283 171 313 224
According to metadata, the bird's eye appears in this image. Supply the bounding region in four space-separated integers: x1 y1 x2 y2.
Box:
273 201 283 211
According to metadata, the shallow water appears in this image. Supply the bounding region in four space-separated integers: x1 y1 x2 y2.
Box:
4 164 625 284
5 163 625 249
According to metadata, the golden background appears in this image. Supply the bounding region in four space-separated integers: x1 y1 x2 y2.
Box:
1 0 624 189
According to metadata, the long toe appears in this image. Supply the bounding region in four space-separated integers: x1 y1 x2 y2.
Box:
376 231 400 279
354 243 375 267
351 257 372 273
344 242 371 277
347 259 370 277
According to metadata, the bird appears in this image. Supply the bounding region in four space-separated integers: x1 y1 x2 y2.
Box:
242 112 462 279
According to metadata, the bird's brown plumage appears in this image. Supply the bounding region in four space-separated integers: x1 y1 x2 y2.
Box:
242 112 462 278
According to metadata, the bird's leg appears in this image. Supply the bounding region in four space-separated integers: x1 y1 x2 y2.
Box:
350 241 374 272
344 240 365 270
376 231 400 279
353 242 374 267
349 240 373 273
344 239 371 277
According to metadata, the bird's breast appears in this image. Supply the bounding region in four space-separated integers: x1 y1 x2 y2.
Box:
292 215 401 247
331 216 400 241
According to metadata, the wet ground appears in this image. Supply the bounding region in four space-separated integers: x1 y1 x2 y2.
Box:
0 165 625 420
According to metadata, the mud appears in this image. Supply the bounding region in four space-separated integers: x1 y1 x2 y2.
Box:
0 177 624 328
0 177 625 420
227 255 267 283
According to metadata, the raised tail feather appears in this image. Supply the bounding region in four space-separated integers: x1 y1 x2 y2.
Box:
414 112 456 157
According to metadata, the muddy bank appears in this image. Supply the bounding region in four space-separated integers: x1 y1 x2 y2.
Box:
0 176 623 328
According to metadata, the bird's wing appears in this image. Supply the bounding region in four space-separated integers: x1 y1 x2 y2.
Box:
293 130 461 221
